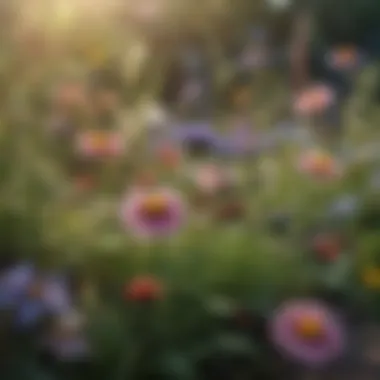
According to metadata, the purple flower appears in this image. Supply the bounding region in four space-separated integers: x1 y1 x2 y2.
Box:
0 263 35 306
172 121 218 157
0 263 73 329
217 122 257 157
14 277 72 329
120 187 186 239
268 299 346 367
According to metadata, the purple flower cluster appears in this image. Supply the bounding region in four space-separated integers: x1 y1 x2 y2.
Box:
0 262 88 361
155 120 273 159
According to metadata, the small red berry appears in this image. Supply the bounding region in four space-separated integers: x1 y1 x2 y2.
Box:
125 276 164 301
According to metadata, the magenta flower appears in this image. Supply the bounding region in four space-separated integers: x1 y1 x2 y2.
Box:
120 187 186 238
268 299 346 367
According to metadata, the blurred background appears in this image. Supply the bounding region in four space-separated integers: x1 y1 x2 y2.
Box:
1 0 380 379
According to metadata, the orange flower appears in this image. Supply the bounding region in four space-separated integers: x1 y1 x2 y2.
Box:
294 84 335 116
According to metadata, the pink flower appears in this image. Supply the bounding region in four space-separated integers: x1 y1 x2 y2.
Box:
268 299 346 367
191 164 230 194
120 187 186 239
298 150 342 180
294 84 335 117
75 130 124 159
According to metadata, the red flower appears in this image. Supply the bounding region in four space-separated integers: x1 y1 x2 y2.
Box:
312 234 342 262
125 276 164 301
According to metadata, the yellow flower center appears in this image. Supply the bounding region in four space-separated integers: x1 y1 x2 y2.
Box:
91 132 108 150
312 153 332 171
142 195 168 215
295 315 324 339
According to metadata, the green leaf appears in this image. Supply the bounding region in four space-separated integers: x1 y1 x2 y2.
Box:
160 352 196 380
319 254 354 290
87 306 128 362
3 357 57 380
